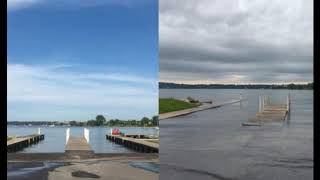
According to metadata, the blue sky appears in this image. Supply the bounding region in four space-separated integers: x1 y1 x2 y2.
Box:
8 0 158 121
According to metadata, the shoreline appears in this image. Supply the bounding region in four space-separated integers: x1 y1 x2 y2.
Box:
159 99 242 120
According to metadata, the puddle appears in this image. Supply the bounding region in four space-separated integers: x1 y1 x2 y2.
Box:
72 171 100 178
130 162 159 173
8 162 66 177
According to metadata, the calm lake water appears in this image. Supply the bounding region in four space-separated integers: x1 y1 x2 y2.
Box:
159 89 313 180
7 126 158 153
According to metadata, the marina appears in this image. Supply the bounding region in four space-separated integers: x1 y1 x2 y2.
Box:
7 127 158 153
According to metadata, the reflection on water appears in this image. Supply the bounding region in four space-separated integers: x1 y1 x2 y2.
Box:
160 89 313 180
7 126 158 153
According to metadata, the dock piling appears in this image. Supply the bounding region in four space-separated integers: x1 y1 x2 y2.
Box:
106 134 158 153
244 95 290 126
7 134 45 153
66 128 70 145
287 93 291 112
259 96 262 112
84 128 90 143
65 128 94 156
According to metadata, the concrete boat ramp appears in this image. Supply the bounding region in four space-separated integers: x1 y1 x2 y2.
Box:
159 98 245 120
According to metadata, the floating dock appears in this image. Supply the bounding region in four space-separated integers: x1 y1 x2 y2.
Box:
159 98 244 120
7 134 45 153
65 128 94 156
65 136 94 154
242 94 290 126
106 134 158 153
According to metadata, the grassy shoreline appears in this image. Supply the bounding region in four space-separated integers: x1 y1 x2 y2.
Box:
7 136 16 141
159 98 200 114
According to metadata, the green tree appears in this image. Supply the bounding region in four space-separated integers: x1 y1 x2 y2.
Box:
96 115 106 126
108 119 115 126
141 117 150 126
152 116 158 126
87 120 97 126
69 121 77 126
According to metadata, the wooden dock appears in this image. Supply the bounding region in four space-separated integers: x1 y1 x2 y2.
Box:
106 134 158 153
242 94 290 126
7 134 45 153
65 136 94 154
159 98 244 120
65 128 94 156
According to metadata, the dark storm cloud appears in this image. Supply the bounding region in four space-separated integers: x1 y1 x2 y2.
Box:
159 0 313 84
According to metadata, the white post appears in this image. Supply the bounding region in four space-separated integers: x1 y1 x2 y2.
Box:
156 127 159 138
287 93 290 112
38 128 41 135
84 128 90 143
240 93 242 100
259 96 261 112
87 128 90 143
66 128 70 145
110 128 113 135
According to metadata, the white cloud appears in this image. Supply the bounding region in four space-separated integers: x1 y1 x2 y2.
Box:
7 64 157 120
8 0 149 11
8 0 41 10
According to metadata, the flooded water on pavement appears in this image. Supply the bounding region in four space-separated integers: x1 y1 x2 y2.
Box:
159 89 313 180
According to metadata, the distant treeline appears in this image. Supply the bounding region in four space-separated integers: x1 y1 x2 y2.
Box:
7 115 159 127
159 82 313 90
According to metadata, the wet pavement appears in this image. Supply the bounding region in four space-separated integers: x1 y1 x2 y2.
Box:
160 89 313 180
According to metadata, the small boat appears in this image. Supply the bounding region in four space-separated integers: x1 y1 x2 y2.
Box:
49 124 55 127
112 128 120 135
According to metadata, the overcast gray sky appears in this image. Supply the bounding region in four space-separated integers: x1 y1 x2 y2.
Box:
160 0 313 84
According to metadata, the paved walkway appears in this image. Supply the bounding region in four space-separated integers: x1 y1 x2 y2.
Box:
159 99 243 120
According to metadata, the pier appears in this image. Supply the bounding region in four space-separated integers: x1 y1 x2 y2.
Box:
7 130 45 153
65 128 94 156
160 97 244 120
242 94 291 126
106 134 158 153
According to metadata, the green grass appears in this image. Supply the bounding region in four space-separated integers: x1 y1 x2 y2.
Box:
7 136 16 141
159 98 199 114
